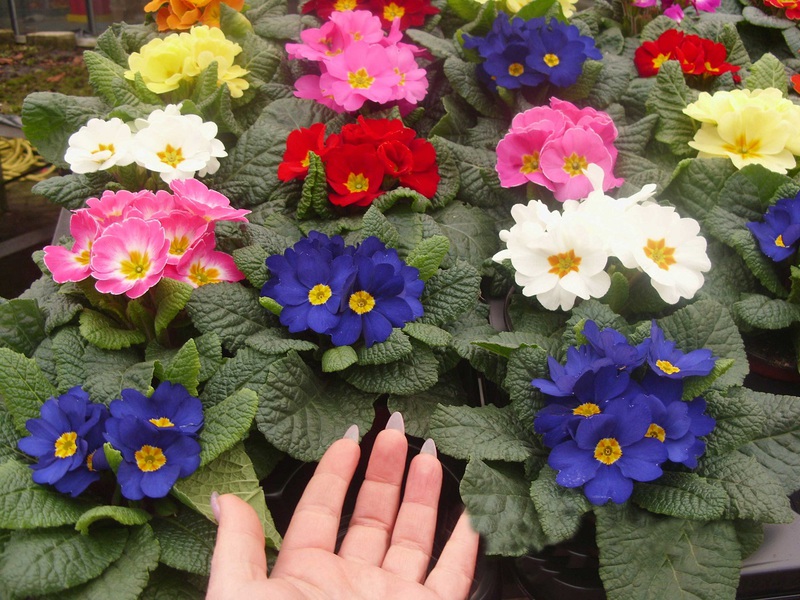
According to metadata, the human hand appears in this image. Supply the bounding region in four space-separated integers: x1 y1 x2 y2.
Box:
206 413 480 600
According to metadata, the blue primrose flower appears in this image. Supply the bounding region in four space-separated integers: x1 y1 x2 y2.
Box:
105 416 200 500
746 194 800 262
110 381 204 436
483 43 546 89
526 23 594 88
581 320 649 372
262 234 357 335
647 322 716 379
329 237 424 347
548 403 668 505
532 345 605 397
17 386 108 497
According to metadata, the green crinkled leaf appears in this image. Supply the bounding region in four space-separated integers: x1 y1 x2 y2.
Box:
434 202 498 272
30 173 111 210
0 299 46 357
187 283 271 352
103 442 122 473
356 329 413 366
631 472 728 521
0 460 88 529
75 506 151 535
529 465 591 544
195 332 224 383
665 158 739 224
419 260 481 326
297 152 330 220
233 244 269 289
405 235 450 281
152 279 194 338
699 451 795 523
79 309 146 350
0 526 128 598
433 138 509 209
587 54 634 108
443 56 499 118
159 339 201 396
704 387 768 457
83 50 130 105
245 328 317 355
460 459 547 556
82 346 154 403
645 61 698 157
173 443 281 549
406 29 459 59
734 294 800 329
429 404 536 462
745 52 788 95
151 507 216 576
615 114 660 161
257 352 375 461
472 331 552 358
199 388 258 467
18 276 83 335
361 205 400 247
428 136 460 209
656 299 748 390
596 503 741 600
560 59 604 102
448 321 506 385
386 380 464 439
736 520 765 560
0 404 19 464
240 32 283 84
738 390 800 494
504 345 550 413
21 92 108 168
681 358 734 400
140 566 206 599
54 524 160 600
0 347 58 434
201 347 281 407
402 322 452 347
344 342 439 395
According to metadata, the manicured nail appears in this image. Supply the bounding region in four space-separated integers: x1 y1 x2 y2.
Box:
210 491 221 522
385 411 405 433
343 424 359 442
420 438 437 457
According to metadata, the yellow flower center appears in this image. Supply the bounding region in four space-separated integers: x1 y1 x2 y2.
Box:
149 417 175 428
349 290 375 314
308 284 333 306
543 53 560 67
547 249 582 278
394 67 406 86
86 450 96 471
643 238 676 270
508 62 525 77
645 423 666 442
157 143 185 168
135 445 167 472
188 263 221 287
345 172 369 193
76 248 91 266
652 53 671 69
92 143 115 155
348 68 374 89
54 431 78 458
572 402 601 417
520 152 540 174
301 151 311 168
169 235 191 256
594 438 623 465
334 0 356 9
656 359 681 375
775 234 786 248
722 134 761 160
562 152 588 177
120 250 151 281
384 2 405 20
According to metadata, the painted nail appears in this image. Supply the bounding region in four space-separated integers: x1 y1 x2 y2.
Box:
210 491 221 522
343 424 359 441
420 438 437 457
385 411 405 433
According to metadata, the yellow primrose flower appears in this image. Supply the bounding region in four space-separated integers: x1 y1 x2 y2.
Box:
125 34 197 94
186 26 250 98
688 105 797 173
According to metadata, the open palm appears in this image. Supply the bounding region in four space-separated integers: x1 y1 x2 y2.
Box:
207 417 479 600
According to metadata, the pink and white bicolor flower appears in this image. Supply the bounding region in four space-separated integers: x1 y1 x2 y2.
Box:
42 210 99 283
164 234 245 288
169 178 251 222
89 218 170 299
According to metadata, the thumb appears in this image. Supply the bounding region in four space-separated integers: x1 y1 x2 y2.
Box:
207 493 268 599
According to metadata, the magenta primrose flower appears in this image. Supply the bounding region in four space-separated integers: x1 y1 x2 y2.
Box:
164 234 245 288
320 42 401 111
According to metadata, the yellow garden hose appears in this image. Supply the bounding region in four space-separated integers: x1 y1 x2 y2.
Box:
0 137 55 182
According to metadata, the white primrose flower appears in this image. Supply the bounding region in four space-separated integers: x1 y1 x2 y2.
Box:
64 117 134 174
495 210 611 311
131 104 227 183
627 202 711 304
494 199 558 264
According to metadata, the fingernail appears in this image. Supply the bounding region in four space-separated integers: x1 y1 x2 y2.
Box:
385 411 405 433
210 491 221 522
343 424 359 441
420 438 437 457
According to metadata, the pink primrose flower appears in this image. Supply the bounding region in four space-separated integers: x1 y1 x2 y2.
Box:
496 129 556 189
121 189 176 221
90 218 170 298
286 21 348 61
159 211 211 265
321 42 400 111
164 234 245 288
169 178 251 223
85 190 156 227
510 105 569 136
43 211 99 283
329 10 385 45
548 98 620 160
663 4 684 20
539 127 623 201
384 44 428 104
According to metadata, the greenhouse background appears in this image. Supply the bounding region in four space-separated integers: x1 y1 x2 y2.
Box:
2 0 142 39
